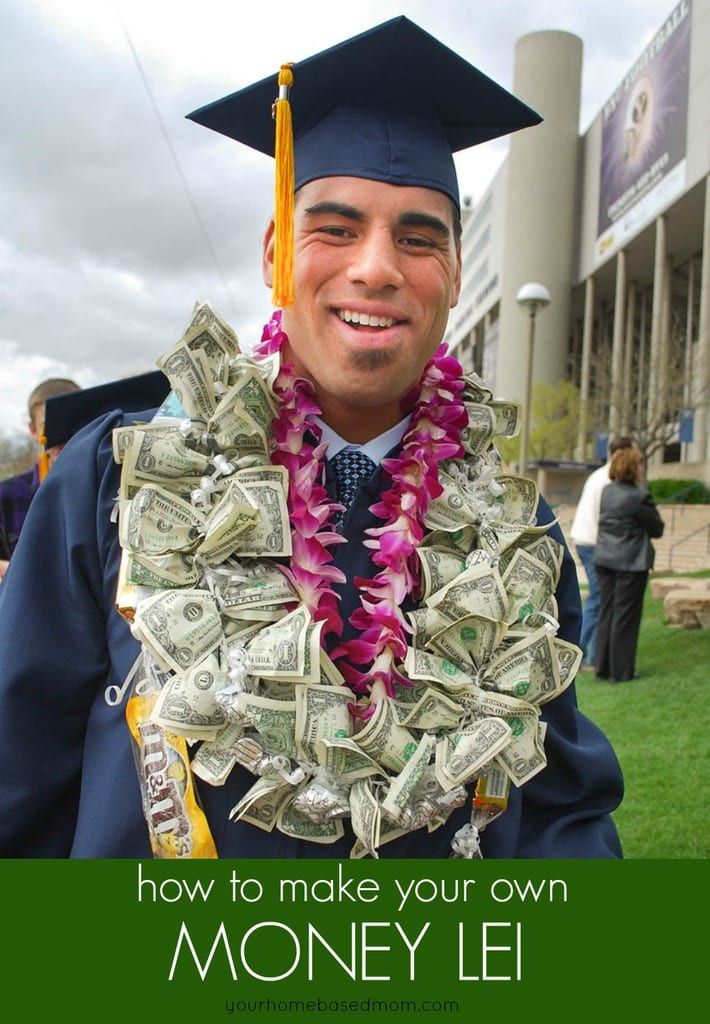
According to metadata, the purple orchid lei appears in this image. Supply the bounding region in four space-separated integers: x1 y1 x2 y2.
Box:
254 311 468 716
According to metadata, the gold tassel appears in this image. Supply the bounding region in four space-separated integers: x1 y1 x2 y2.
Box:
37 427 49 482
272 63 295 308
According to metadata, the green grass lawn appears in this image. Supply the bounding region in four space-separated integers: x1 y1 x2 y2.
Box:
575 576 710 858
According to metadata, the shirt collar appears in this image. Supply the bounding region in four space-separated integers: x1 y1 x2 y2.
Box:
312 415 411 465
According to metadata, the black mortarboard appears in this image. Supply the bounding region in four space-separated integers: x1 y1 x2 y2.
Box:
43 371 170 449
186 16 541 208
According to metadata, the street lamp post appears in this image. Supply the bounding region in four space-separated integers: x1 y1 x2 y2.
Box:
516 282 551 475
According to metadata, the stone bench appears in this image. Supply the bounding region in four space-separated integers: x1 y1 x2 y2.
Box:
651 577 710 599
661 580 710 629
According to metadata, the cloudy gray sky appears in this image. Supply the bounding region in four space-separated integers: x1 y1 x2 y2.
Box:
0 0 678 436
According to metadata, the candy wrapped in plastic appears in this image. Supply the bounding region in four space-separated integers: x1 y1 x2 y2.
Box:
394 767 468 832
124 654 217 858
289 770 351 823
449 765 510 858
229 733 305 786
471 765 510 828
450 822 483 859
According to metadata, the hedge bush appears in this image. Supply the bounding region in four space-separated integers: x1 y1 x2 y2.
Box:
647 478 710 504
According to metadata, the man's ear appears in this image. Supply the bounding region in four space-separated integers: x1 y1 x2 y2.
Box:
262 218 275 288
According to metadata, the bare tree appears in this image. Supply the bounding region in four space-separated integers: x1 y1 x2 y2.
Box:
580 297 708 475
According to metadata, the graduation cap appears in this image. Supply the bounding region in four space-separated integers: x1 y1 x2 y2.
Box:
43 371 171 450
187 16 541 307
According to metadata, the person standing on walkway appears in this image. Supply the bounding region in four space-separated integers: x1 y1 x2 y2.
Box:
570 436 635 669
594 447 664 682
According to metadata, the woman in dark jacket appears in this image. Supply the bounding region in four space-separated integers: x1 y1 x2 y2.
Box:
594 447 664 682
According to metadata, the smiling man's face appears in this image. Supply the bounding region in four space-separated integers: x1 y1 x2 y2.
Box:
263 176 461 441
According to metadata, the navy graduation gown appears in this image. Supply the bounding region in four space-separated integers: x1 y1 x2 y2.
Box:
0 410 623 858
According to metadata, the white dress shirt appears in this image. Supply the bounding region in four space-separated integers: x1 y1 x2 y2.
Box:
570 463 611 546
312 415 411 466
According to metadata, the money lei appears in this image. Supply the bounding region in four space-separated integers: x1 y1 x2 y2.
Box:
115 303 581 859
253 311 469 711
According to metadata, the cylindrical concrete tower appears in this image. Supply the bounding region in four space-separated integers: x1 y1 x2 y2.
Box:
496 31 583 401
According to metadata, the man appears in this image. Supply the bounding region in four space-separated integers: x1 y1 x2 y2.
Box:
570 436 635 670
0 18 622 858
0 377 80 579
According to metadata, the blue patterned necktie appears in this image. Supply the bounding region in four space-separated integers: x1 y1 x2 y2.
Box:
331 448 377 526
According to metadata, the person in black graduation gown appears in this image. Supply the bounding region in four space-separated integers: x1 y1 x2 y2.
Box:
0 17 623 858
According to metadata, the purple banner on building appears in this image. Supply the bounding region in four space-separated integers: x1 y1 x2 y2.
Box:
596 0 691 255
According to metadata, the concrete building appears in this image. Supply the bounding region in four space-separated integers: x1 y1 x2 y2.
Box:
446 0 710 483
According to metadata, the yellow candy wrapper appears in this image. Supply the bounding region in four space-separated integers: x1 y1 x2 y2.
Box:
126 690 217 858
473 766 510 828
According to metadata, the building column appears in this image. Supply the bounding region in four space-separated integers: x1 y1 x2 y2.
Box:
461 331 472 373
689 175 710 463
576 276 594 461
658 253 673 420
477 319 487 377
496 31 582 401
636 288 649 430
570 317 582 383
609 249 626 437
622 280 637 434
595 303 610 438
682 258 695 463
647 215 667 463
